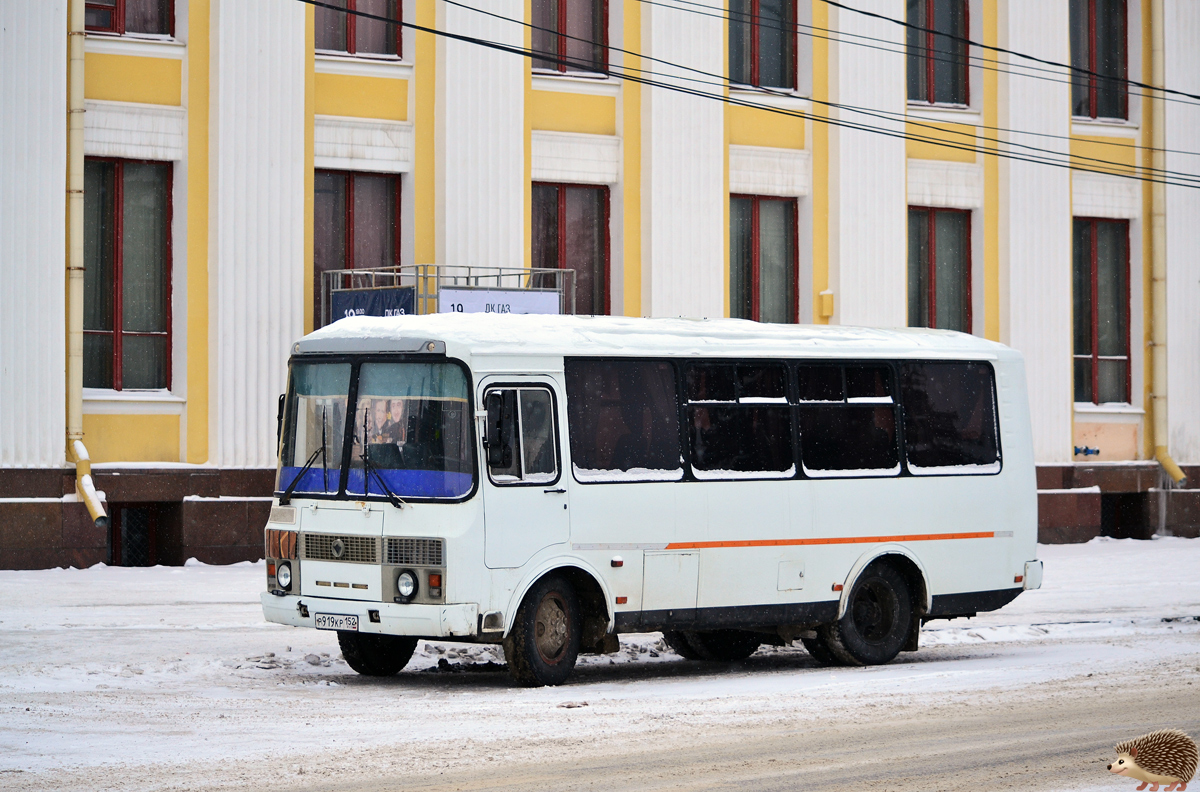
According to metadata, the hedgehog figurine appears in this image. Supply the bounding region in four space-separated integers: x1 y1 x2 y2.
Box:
1107 729 1198 791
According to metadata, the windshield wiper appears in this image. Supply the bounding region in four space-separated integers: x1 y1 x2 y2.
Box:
360 407 406 510
279 405 329 505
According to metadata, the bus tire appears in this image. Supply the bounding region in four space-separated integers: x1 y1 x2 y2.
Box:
504 574 581 687
680 629 761 661
662 630 703 660
820 562 912 666
337 631 418 677
799 632 844 667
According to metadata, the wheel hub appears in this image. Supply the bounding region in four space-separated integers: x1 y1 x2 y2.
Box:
534 594 569 662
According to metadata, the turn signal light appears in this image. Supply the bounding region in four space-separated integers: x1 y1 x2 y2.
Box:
428 573 442 588
615 596 628 604
832 583 844 592
1014 574 1024 584
267 562 276 578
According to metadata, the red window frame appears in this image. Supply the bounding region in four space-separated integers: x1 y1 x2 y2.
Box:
532 182 612 316
909 206 972 332
1073 217 1131 404
317 0 403 59
733 0 798 90
534 0 609 74
85 0 176 36
731 194 799 323
314 170 403 326
1072 0 1128 120
84 157 174 392
908 0 969 106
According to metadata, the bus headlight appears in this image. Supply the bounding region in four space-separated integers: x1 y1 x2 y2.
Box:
277 562 292 590
396 570 418 601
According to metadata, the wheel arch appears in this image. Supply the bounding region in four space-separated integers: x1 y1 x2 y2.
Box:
504 558 613 649
836 545 932 621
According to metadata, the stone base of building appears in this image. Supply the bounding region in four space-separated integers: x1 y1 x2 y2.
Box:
0 468 274 570
2 463 1198 569
1037 463 1200 543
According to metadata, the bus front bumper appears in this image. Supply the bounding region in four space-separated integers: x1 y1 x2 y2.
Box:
260 592 479 639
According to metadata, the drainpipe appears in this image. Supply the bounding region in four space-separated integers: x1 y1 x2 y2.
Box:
67 0 108 529
1149 0 1186 487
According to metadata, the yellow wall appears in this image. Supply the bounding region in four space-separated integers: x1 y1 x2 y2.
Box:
185 0 211 464
314 73 408 121
528 90 617 135
84 53 181 105
729 105 805 149
905 120 978 162
1070 135 1137 175
83 415 181 463
811 0 831 323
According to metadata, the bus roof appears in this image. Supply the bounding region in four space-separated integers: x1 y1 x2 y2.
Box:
296 314 1014 361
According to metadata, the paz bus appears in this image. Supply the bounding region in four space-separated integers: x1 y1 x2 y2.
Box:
260 314 1042 686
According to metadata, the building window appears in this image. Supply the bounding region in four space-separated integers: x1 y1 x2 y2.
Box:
729 0 797 90
314 170 402 327
84 158 172 391
906 0 968 106
1073 218 1129 404
532 0 607 74
85 0 173 36
730 195 797 324
908 207 971 332
532 183 610 316
1070 0 1127 119
316 0 401 58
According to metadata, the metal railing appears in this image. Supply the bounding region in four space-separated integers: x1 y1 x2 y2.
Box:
320 264 576 328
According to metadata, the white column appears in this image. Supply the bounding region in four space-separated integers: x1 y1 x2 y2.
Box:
0 1 67 468
1164 0 1200 464
828 0 907 328
437 1 525 268
640 0 725 318
211 0 306 468
1002 1 1073 464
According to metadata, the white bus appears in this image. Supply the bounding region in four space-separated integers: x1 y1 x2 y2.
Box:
261 314 1042 686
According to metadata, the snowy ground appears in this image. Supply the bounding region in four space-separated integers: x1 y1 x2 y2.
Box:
1 537 1198 791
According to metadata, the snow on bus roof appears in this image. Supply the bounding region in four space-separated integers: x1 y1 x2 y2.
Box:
296 314 1012 359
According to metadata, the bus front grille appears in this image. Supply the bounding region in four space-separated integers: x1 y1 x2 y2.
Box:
386 537 444 567
301 533 378 564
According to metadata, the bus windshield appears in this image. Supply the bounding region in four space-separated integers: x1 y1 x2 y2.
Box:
278 360 475 500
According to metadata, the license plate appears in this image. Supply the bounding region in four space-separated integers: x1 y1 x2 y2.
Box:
314 613 358 631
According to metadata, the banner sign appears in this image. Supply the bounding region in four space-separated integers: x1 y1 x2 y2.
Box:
437 287 561 315
330 286 416 322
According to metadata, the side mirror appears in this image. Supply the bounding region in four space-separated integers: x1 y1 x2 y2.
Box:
276 393 286 445
484 390 515 469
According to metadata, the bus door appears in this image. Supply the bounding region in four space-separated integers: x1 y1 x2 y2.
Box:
480 378 571 569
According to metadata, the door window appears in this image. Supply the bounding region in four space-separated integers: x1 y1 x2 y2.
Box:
485 387 560 485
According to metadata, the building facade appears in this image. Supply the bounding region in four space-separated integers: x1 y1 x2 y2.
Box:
2 0 1199 568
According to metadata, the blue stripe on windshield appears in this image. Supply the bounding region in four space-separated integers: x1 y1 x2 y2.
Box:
346 468 473 499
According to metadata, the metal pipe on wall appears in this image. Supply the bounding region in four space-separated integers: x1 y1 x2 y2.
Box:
1149 0 1186 487
67 0 108 528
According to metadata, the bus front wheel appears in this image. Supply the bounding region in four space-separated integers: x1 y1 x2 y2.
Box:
338 631 418 676
504 574 581 686
820 562 912 666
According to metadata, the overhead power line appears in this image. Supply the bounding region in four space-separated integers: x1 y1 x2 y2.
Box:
292 0 1200 189
820 0 1200 104
443 0 1200 182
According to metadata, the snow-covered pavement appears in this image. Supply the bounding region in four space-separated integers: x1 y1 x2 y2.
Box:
1 537 1198 791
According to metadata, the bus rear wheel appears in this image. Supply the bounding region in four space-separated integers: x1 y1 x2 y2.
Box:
662 630 703 660
504 575 581 686
337 631 418 676
820 562 912 666
798 631 844 666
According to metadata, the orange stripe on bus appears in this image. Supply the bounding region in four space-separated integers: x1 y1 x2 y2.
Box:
664 531 995 550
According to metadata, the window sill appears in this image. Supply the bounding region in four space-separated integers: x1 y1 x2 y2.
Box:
1074 402 1143 424
532 72 620 97
315 53 413 80
1071 118 1139 138
906 103 981 125
84 33 185 59
83 388 185 415
728 88 811 112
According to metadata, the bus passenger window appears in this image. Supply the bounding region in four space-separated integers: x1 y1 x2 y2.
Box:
797 363 899 477
487 387 559 485
686 363 793 479
900 362 1000 474
565 359 683 482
